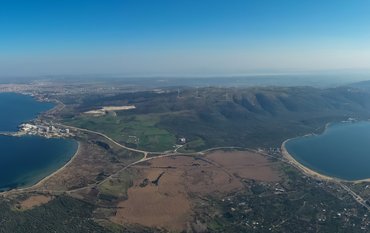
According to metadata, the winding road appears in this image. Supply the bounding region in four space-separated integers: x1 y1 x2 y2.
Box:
3 121 369 212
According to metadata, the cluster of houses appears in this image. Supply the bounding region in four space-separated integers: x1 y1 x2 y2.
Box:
19 123 73 138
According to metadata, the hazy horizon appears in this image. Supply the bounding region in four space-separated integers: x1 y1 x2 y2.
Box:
1 0 370 76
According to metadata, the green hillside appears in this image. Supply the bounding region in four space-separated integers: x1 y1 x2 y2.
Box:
63 86 370 151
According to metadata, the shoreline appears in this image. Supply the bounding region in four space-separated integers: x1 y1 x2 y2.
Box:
0 91 80 196
1 141 81 196
281 139 335 181
31 141 81 189
281 138 370 184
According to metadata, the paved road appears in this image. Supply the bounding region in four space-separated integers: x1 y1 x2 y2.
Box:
56 123 152 155
7 122 370 212
58 123 248 194
338 182 370 211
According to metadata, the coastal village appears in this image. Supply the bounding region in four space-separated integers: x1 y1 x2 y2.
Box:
17 123 74 138
0 122 75 139
0 85 370 233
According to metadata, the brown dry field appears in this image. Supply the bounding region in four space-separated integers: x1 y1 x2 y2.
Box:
19 195 52 210
112 150 280 232
32 138 141 193
206 150 281 182
37 142 120 192
111 165 192 232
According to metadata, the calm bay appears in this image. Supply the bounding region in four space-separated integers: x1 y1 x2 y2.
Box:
0 93 77 191
285 121 370 181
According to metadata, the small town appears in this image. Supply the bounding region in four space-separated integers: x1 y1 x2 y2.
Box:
17 123 74 138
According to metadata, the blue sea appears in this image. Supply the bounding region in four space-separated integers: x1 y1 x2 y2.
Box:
0 93 54 132
0 93 77 191
285 121 370 181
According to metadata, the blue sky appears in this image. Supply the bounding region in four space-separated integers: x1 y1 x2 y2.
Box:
1 0 370 76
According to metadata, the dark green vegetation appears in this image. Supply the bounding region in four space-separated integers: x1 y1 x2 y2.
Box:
64 114 175 152
62 86 370 151
0 195 160 233
97 169 137 201
198 165 370 233
0 196 106 233
3 84 370 233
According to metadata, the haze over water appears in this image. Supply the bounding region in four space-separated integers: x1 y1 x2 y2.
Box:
285 121 370 181
0 93 77 191
0 93 53 132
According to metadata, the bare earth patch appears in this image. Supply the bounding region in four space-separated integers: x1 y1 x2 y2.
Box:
84 105 136 116
206 150 281 182
33 139 140 193
111 151 280 231
111 165 192 232
19 195 52 210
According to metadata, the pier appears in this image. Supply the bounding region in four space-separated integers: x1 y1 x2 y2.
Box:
0 131 20 137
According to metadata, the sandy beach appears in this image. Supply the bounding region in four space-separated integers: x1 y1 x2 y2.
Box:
32 141 81 189
1 141 81 196
281 139 370 183
281 139 334 181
